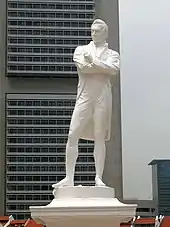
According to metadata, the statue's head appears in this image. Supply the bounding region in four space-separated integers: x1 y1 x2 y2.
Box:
91 19 108 44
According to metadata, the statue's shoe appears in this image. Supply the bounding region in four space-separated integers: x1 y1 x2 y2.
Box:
95 177 106 187
52 177 74 188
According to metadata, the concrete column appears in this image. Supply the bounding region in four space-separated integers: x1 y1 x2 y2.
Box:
95 0 123 199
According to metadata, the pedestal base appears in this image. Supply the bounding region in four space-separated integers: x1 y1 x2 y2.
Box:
30 186 137 227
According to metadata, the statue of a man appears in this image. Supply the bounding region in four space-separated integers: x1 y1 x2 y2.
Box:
52 19 120 188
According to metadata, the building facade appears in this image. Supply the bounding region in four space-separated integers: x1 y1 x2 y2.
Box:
149 159 170 216
7 0 94 77
0 0 122 219
123 199 156 217
6 93 96 219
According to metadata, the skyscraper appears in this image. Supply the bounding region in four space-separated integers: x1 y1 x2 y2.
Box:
7 0 95 77
149 159 170 216
6 93 96 219
0 0 122 219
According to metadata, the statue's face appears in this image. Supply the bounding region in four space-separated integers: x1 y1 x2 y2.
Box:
91 21 108 44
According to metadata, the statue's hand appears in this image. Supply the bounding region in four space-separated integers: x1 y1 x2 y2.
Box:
84 52 93 63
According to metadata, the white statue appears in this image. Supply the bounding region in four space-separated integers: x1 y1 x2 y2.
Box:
52 19 120 188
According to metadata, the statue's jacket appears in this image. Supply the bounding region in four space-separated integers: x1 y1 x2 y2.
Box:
73 41 120 141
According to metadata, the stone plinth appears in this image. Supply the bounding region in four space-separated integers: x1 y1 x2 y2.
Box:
30 186 137 227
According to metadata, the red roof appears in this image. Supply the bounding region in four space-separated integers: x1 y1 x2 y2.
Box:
134 218 155 224
120 223 130 227
161 216 170 227
9 220 26 227
0 218 43 227
25 219 43 227
11 220 26 224
1 216 170 226
0 217 9 222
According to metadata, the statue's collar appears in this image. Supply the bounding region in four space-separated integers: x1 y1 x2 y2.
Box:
90 41 108 48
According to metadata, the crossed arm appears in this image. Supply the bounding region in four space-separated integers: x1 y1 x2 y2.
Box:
73 46 120 75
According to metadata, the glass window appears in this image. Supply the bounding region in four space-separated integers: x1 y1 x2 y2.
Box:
7 204 16 210
26 21 32 26
9 20 17 26
41 128 48 134
79 14 85 19
71 31 78 36
25 176 32 181
26 195 32 200
49 147 57 153
56 4 62 9
8 3 17 8
41 176 48 181
41 157 48 162
17 195 25 200
49 4 55 9
18 166 24 171
49 157 56 162
49 166 56 171
49 13 55 18
33 157 40 162
41 138 48 143
26 12 32 17
26 147 32 153
33 176 40 181
86 13 94 19
8 11 17 17
86 5 93 10
26 166 32 171
41 4 47 9
49 39 55 44
79 31 85 36
18 3 25 8
33 185 40 190
33 12 40 17
49 57 55 62
57 156 65 162
18 65 25 71
79 5 85 10
56 31 63 36
33 147 40 152
49 66 55 71
8 147 17 152
41 13 47 18
48 110 56 116
26 4 32 9
41 195 49 200
18 12 25 17
41 185 48 190
57 175 65 181
64 66 71 71
18 176 24 181
9 38 17 44
8 65 16 71
41 166 48 171
57 166 65 171
72 22 78 27
33 21 40 26
18 147 24 152
49 176 56 181
49 48 55 53
41 147 48 152
33 4 40 9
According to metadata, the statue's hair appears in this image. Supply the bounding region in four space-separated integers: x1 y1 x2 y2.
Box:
91 19 108 35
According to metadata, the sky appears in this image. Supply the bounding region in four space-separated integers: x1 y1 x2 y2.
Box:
119 0 170 200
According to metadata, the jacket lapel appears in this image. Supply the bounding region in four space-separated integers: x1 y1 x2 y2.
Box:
89 41 109 60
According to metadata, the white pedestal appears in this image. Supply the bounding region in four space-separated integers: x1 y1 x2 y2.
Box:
30 186 137 227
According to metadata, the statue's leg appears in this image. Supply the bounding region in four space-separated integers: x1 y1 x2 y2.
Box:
52 131 79 188
93 98 107 187
52 98 92 188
